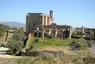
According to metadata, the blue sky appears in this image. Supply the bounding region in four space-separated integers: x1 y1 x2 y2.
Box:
0 0 95 28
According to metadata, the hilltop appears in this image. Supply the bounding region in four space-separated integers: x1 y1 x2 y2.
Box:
0 21 25 28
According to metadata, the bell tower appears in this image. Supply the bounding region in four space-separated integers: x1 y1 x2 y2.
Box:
50 10 53 19
49 10 54 24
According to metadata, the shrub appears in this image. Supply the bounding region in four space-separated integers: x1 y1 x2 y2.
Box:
12 29 25 41
8 40 24 54
72 55 95 64
7 29 25 54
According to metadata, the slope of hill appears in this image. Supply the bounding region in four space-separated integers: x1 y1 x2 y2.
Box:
0 22 25 28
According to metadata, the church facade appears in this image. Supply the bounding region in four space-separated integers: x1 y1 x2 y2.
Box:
26 10 54 34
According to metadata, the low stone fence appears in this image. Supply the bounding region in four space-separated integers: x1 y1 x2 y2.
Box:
21 50 64 57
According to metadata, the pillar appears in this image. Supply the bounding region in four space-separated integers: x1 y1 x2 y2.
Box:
49 29 51 35
45 15 47 25
47 16 49 25
42 31 44 38
44 15 46 25
42 15 44 25
81 26 85 34
69 26 72 39
55 29 58 38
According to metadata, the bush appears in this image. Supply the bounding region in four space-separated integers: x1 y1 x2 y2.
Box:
7 29 25 54
83 56 95 64
70 38 88 51
8 40 24 54
12 29 25 41
72 55 95 64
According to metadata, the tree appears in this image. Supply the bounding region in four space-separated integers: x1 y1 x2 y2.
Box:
12 29 25 41
7 29 25 54
0 24 10 39
8 40 24 54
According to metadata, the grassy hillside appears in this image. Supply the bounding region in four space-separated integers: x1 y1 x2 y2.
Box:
26 38 88 51
0 24 10 43
0 38 92 64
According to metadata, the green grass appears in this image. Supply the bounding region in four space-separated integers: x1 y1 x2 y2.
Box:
28 38 88 49
25 37 89 52
30 38 72 48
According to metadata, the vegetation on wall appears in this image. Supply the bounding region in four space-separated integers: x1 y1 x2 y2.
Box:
89 30 95 40
72 32 84 38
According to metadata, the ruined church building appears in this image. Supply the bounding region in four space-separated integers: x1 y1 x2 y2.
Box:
26 10 72 38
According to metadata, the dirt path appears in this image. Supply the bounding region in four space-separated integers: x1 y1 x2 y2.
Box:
36 46 77 55
0 47 21 58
